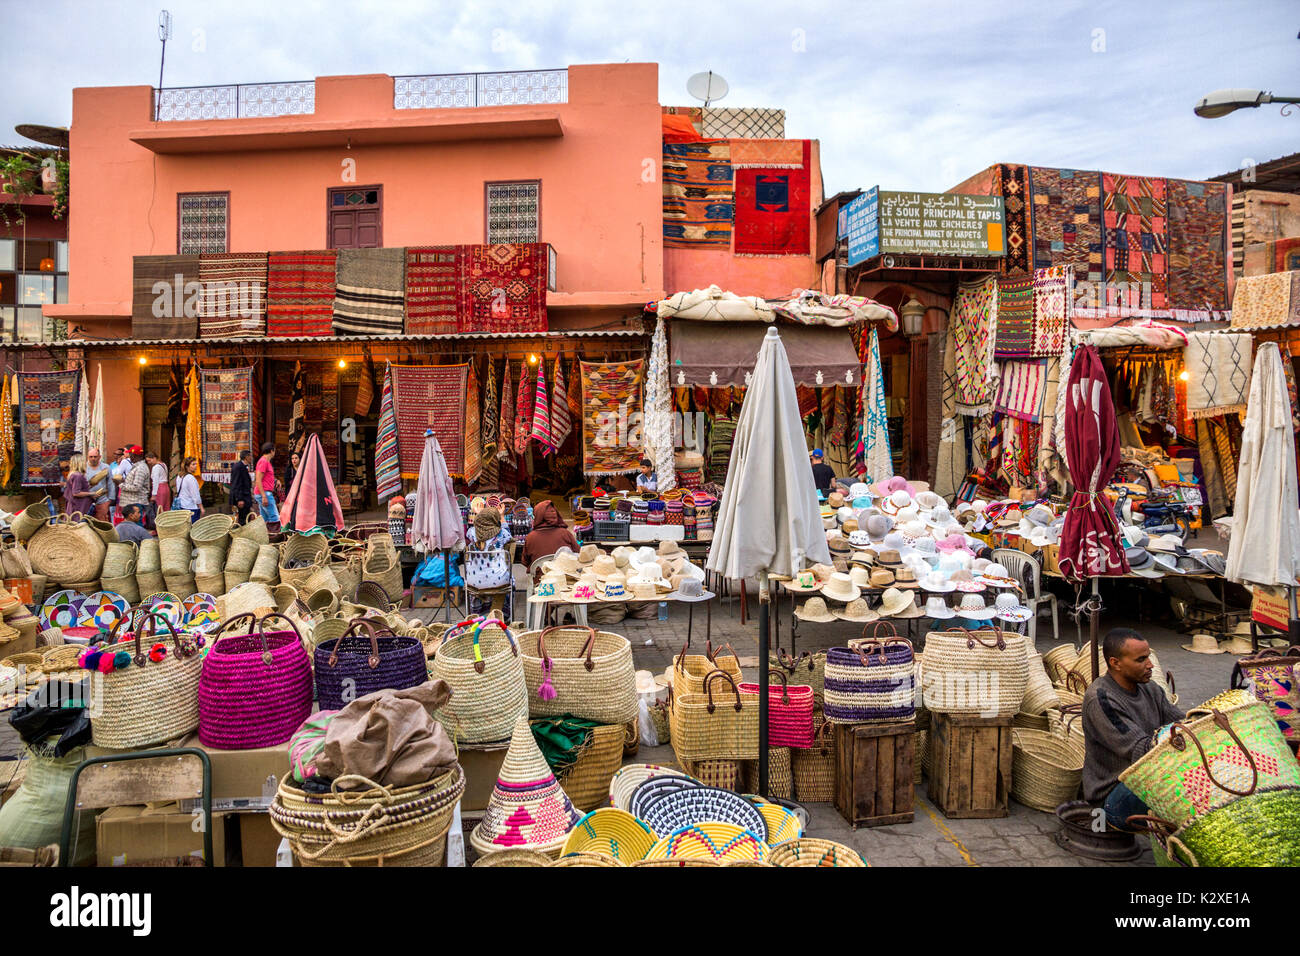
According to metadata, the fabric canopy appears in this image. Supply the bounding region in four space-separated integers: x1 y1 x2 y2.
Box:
670 320 859 387
656 285 774 323
767 289 899 329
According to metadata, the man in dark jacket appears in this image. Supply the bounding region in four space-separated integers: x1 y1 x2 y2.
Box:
1082 628 1184 831
229 450 253 525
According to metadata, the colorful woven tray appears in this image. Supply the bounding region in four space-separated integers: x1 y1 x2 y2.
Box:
644 823 769 863
769 838 867 867
639 785 768 841
750 800 803 844
609 763 696 813
561 808 657 861
628 775 704 820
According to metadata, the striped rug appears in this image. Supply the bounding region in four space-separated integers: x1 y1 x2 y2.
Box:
375 363 402 500
332 247 405 335
267 251 337 337
198 252 267 338
404 246 460 335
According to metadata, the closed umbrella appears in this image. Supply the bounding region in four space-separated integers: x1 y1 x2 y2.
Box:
861 327 893 484
706 326 831 795
643 317 675 492
89 363 106 461
1226 343 1300 622
1057 345 1129 674
280 433 344 532
411 429 465 553
74 367 90 453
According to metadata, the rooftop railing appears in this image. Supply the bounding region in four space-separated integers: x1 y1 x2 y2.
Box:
393 69 567 109
153 81 316 121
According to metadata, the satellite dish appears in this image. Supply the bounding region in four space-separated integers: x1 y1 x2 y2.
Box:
687 71 729 107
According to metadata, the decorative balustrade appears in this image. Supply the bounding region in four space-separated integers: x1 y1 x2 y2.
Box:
153 81 316 121
393 69 567 109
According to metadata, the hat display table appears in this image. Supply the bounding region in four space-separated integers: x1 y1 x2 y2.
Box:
833 721 915 828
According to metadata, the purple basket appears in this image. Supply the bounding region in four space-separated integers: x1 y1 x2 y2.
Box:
822 641 916 724
314 618 426 711
198 612 314 749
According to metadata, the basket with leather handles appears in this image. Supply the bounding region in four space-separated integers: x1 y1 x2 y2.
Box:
1129 787 1300 868
673 640 744 695
738 670 814 748
89 609 206 749
9 497 53 542
1119 700 1300 832
791 715 836 802
824 621 916 724
313 617 426 711
517 624 637 724
668 669 759 762
431 616 528 745
198 612 314 750
768 646 826 708
921 624 1029 717
1232 645 1300 739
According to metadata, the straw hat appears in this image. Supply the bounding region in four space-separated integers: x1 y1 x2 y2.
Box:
949 569 984 593
834 598 879 623
841 518 860 535
849 551 876 568
785 570 822 593
821 572 860 604
865 514 894 540
848 530 872 550
545 549 582 578
671 577 715 603
598 571 628 601
471 717 582 858
1222 634 1256 655
876 549 903 569
1024 504 1055 527
923 596 955 619
992 592 1032 623
610 546 635 569
577 544 602 567
954 594 995 620
628 546 659 569
848 566 872 590
635 670 667 695
631 563 673 593
920 570 954 593
1181 633 1225 655
914 490 943 513
828 537 851 557
892 567 920 590
528 571 570 603
879 490 913 516
591 554 619 579
657 540 686 560
976 563 1020 589
878 587 922 618
809 563 836 582
795 597 837 623
1147 534 1187 555
567 574 601 605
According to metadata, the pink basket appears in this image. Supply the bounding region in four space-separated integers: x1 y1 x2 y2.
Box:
739 671 815 748
197 612 314 750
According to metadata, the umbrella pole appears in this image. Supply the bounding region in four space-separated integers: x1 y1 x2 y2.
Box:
758 576 770 799
1290 587 1300 645
1090 577 1100 680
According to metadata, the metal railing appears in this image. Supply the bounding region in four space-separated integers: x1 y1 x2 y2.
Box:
393 69 567 109
153 81 316 121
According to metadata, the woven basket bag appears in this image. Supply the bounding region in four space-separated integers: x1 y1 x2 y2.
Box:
313 618 427 711
194 572 226 597
10 498 53 542
1233 645 1300 739
1021 650 1061 715
84 516 119 546
249 544 280 584
1010 728 1084 812
791 716 835 802
0 539 33 579
224 582 277 619
738 671 814 748
223 569 251 593
224 536 261 574
102 542 138 580
362 539 404 604
135 537 161 573
153 510 193 539
680 758 746 791
26 515 106 584
159 537 192 577
191 513 233 549
431 617 528 745
330 555 363 600
743 747 794 799
921 626 1029 717
769 647 827 708
230 513 270 546
518 625 637 724
89 610 205 749
1138 787 1300 868
669 669 759 762
672 641 744 695
825 624 916 724
557 722 627 812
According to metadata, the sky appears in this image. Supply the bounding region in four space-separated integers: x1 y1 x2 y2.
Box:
4 0 1297 194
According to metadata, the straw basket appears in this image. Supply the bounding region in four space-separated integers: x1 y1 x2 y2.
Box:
825 628 916 724
27 516 106 584
518 625 637 723
362 539 404 603
64 578 101 595
1146 787 1300 867
303 565 340 596
1046 705 1086 748
313 619 427 711
90 611 205 749
283 533 330 566
272 585 302 616
549 850 625 867
743 747 793 799
136 538 161 573
1021 651 1061 715
473 848 554 867
921 627 1029 716
193 545 225 576
102 542 138 580
271 765 465 867
231 514 270 546
1010 728 1084 812
190 513 233 549
101 574 140 605
0 540 32 579
669 670 759 762
309 617 351 651
678 758 745 790
135 571 166 599
628 858 719 867
194 572 226 597
84 516 119 546
791 716 835 802
10 498 53 542
431 618 527 745
769 647 827 707
672 642 744 695
223 569 250 593
913 730 926 784
1041 644 1078 685
249 545 280 584
225 536 261 574
557 723 627 812
154 510 193 539
159 538 192 577
304 589 338 619
768 838 866 867
224 582 277 619
331 556 362 599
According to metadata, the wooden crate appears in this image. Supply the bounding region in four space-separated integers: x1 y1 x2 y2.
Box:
833 721 915 828
927 712 1013 819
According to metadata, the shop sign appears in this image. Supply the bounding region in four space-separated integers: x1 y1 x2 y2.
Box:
876 190 1006 257
1251 585 1291 631
844 187 879 266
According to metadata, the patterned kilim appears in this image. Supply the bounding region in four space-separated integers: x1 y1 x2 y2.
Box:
1230 271 1294 330
463 362 482 485
1166 179 1229 319
481 359 499 460
580 359 644 476
198 252 267 338
178 193 228 255
332 247 405 335
458 243 548 333
663 141 734 248
486 182 540 243
550 357 572 449
995 275 1035 357
18 369 78 487
321 367 340 478
702 107 786 139
530 359 554 455
1102 174 1168 314
951 276 998 412
1185 332 1252 419
390 364 472 480
514 361 533 456
1030 168 1103 282
132 255 200 339
994 360 1048 423
728 139 804 168
995 164 1032 275
498 361 515 462
1030 266 1070 356
375 363 401 500
199 366 253 482
267 251 337 337
733 140 811 256
404 246 460 335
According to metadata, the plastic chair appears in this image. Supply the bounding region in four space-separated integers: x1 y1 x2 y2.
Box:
525 554 554 631
992 548 1059 647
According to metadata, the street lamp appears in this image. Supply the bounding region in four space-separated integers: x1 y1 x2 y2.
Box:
899 298 926 338
1194 88 1300 118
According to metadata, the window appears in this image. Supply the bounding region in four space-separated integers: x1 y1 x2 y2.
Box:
177 192 229 254
327 186 382 249
485 181 540 243
0 239 69 342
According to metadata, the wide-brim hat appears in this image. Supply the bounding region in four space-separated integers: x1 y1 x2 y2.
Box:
1147 534 1187 555
924 597 955 619
833 598 879 622
657 539 687 560
876 549 903 568
528 572 572 603
577 544 601 566
598 572 629 601
821 572 861 603
892 568 920 589
545 549 582 578
628 546 660 570
1222 635 1256 654
591 554 619 579
670 579 715 603
878 490 914 516
955 596 995 620
1153 553 1184 575
795 597 837 623
871 476 916 498
1187 550 1226 576
566 576 602 604
921 574 954 593
848 566 873 589
471 718 582 858
949 570 985 593
1181 633 1225 654
879 587 923 618
993 595 1033 622
611 546 636 569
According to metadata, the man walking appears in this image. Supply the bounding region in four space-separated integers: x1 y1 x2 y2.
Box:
117 446 152 520
229 450 253 525
85 448 114 521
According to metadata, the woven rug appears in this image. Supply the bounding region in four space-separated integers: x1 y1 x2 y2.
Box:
498 361 515 462
267 251 337 337
952 276 997 412
580 359 644 476
1166 179 1229 319
530 359 554 455
18 369 78 487
199 366 253 482
1276 237 1300 273
701 107 785 139
1030 266 1070 356
1102 174 1168 314
198 252 267 338
481 359 499 460
729 139 803 168
390 364 471 479
514 361 533 456
1030 168 1103 282
996 164 1032 275
995 275 1035 358
550 356 572 449
663 141 734 249
1185 332 1252 419
458 243 548 333
332 247 405 335
995 360 1048 423
375 363 401 500
733 140 811 256
464 362 481 485
132 255 199 339
404 246 460 335
1230 271 1294 330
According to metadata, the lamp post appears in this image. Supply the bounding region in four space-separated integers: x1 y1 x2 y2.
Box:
1194 88 1300 118
899 297 926 338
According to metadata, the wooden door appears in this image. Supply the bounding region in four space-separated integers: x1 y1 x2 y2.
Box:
327 186 382 249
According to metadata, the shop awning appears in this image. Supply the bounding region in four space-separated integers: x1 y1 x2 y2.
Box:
669 320 860 387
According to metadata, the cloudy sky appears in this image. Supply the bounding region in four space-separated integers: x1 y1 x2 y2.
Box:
5 0 1296 193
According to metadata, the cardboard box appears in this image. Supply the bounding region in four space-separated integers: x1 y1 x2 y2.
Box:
459 743 509 812
233 812 281 867
178 736 290 812
96 804 226 866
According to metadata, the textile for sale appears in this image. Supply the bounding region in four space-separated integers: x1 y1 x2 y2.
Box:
1184 332 1253 419
463 362 482 486
951 276 998 412
374 363 401 501
198 252 268 338
529 359 554 456
131 255 200 339
184 366 203 484
514 362 533 456
995 359 1048 423
404 246 459 335
481 360 499 461
17 369 77 487
701 107 785 139
73 369 90 455
390 364 473 480
643 320 674 492
267 251 337 337
1102 174 1168 314
1230 271 1295 331
995 274 1035 358
332 247 406 336
1030 167 1103 282
934 326 964 500
996 164 1032 275
1195 419 1229 519
580 359 644 476
732 140 811 256
550 357 572 450
1165 179 1230 320
0 375 12 487
301 364 340 478
1030 266 1070 356
459 243 549 334
861 328 893 485
1037 356 1065 483
199 366 253 482
354 359 374 418
728 138 803 169
498 361 515 462
662 141 734 249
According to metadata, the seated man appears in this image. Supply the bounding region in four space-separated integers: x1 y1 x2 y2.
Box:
1082 628 1184 831
114 503 154 544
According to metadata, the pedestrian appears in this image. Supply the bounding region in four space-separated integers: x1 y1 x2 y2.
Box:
146 451 170 525
284 451 300 497
173 456 204 522
809 448 835 494
84 448 114 521
466 506 513 620
116 445 151 520
114 504 153 544
229 449 253 525
62 454 94 517
254 442 280 528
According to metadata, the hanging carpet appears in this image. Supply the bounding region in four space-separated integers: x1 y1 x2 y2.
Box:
580 359 644 476
18 369 78 487
199 366 254 483
332 247 405 336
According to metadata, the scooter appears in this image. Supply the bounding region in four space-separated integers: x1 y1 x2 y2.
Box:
1113 485 1195 542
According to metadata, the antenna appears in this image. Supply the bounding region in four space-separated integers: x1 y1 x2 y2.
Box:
156 9 172 121
686 71 729 108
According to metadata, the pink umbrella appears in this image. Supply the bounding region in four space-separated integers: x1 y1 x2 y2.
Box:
280 433 345 532
411 429 466 553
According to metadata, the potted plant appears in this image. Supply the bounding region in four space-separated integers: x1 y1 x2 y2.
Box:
0 154 37 226
51 158 69 220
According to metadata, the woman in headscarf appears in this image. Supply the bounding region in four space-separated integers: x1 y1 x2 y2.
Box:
465 506 514 619
522 500 578 569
